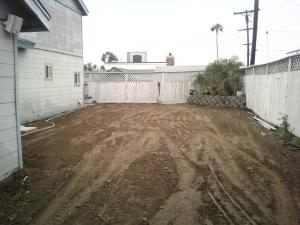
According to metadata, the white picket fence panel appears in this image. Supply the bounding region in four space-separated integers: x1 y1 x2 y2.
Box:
85 71 197 104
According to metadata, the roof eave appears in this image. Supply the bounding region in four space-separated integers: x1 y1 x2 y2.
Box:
23 0 51 31
77 0 89 16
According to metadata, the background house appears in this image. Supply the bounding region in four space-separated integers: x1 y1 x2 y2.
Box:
18 0 88 122
104 52 167 71
0 0 50 182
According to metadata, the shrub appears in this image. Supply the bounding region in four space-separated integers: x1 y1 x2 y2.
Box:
193 58 244 96
276 115 300 146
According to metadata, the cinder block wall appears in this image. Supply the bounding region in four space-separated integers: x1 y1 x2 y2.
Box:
188 94 246 108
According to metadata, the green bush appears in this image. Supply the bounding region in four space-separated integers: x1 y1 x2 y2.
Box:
276 115 300 146
291 136 300 146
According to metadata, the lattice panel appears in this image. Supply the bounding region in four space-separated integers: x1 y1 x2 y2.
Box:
87 71 198 83
163 72 197 82
127 73 155 82
90 73 126 82
254 65 267 75
268 59 289 74
291 56 300 71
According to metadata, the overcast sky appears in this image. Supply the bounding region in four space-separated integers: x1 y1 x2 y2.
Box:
82 0 300 66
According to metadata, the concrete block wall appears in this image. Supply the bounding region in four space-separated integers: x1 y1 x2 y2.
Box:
188 94 246 108
0 23 20 181
18 49 84 122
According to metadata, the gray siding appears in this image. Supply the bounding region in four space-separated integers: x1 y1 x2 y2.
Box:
18 0 85 122
20 0 83 57
19 49 84 122
0 23 19 180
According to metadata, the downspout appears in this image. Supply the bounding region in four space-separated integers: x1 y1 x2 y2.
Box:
13 34 23 169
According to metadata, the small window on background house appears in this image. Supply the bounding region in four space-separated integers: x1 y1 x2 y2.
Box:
45 64 53 80
74 72 80 86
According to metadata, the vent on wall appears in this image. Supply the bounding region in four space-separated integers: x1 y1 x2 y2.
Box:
4 14 23 34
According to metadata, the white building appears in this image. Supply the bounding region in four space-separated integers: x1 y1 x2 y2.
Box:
0 0 51 182
105 62 167 71
104 51 167 71
18 0 88 122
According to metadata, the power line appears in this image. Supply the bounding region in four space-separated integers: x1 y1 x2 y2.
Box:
267 29 300 33
285 0 300 5
257 49 293 52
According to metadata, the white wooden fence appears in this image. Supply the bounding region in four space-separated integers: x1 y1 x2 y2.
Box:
244 54 300 137
84 71 198 104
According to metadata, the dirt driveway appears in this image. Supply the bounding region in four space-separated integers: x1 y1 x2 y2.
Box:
1 104 300 225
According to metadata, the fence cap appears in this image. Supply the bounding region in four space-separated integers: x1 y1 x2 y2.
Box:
245 53 300 70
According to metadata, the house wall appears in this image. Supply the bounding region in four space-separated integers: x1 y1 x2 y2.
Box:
19 0 83 56
18 49 83 122
0 22 20 181
18 0 84 122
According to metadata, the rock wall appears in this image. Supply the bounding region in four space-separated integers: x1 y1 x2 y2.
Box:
188 94 246 108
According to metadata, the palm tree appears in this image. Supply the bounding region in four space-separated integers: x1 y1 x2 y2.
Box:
211 23 223 61
193 58 243 96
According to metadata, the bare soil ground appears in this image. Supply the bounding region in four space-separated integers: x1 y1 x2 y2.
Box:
1 104 300 225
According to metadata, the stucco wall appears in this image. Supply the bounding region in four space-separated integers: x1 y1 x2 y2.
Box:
18 49 84 122
0 23 20 181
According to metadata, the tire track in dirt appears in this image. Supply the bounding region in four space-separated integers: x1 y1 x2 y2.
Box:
32 131 159 225
150 136 205 225
13 104 300 225
182 108 299 225
205 113 299 225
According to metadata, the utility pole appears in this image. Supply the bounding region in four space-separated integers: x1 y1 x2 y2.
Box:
234 10 254 66
251 0 259 65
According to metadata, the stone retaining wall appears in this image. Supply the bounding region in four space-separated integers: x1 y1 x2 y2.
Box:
188 94 246 108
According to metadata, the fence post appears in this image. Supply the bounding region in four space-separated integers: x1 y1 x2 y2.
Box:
162 72 165 83
266 64 269 75
252 66 255 76
125 73 128 102
288 57 292 72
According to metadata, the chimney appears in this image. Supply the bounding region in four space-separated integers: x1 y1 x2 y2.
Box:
166 53 175 66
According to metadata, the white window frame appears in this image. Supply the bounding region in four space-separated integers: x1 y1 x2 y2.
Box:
74 72 80 86
45 64 53 80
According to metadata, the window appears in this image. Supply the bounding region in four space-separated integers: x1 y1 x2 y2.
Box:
132 55 142 63
45 64 53 80
74 72 80 86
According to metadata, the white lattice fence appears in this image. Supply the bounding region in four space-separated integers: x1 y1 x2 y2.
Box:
244 54 300 137
245 54 300 76
84 71 197 104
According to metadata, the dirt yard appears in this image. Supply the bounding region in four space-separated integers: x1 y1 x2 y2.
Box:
1 104 300 225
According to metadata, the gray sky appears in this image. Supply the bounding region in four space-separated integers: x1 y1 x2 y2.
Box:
82 0 300 66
